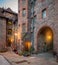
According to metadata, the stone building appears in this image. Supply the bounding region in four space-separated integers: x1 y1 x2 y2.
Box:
18 0 30 51
18 0 58 54
33 0 58 53
0 8 18 51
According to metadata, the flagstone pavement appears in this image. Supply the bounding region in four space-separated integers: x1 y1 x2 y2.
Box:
0 51 58 65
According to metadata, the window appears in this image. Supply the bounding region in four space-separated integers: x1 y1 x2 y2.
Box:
22 23 26 33
8 29 12 34
22 0 26 5
31 16 36 32
42 9 46 18
31 18 34 32
31 4 34 16
31 0 36 16
34 16 36 23
31 7 34 14
22 8 26 17
7 21 12 25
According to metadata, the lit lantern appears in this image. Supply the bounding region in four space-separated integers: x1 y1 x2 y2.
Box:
10 37 14 43
14 33 18 36
25 41 32 50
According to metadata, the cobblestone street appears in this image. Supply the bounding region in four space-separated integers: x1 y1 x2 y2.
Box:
0 52 58 65
0 55 10 65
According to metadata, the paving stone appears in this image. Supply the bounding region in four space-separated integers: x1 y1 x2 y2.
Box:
0 52 58 65
0 55 11 65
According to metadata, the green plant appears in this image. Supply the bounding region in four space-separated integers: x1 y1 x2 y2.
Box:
23 51 30 57
18 51 23 56
29 46 35 53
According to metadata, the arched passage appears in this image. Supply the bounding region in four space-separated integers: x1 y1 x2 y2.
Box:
37 26 53 53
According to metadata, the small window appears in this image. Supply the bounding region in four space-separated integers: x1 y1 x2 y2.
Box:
8 29 12 34
42 9 46 18
22 8 26 17
7 21 12 25
22 23 26 33
22 0 26 5
34 15 36 23
31 18 34 32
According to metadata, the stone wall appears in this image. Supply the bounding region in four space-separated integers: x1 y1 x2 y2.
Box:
0 18 6 51
34 0 58 53
53 0 58 53
18 0 58 53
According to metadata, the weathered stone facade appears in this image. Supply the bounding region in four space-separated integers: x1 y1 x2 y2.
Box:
32 0 58 53
18 0 29 51
18 0 58 53
0 17 6 51
0 8 18 51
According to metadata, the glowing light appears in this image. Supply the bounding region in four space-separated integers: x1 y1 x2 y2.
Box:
11 39 13 42
47 35 51 40
8 21 12 25
15 33 18 36
10 37 14 43
45 31 52 43
18 33 21 39
25 41 32 50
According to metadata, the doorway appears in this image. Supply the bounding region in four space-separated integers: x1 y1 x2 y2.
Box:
37 27 53 53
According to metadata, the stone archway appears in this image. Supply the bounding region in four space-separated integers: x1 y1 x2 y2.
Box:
37 26 53 53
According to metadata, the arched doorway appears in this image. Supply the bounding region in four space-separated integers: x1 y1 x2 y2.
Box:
37 26 53 53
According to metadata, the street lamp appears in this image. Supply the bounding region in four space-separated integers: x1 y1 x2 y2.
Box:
25 41 32 51
14 33 18 36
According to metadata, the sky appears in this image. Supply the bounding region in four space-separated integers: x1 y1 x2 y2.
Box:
0 0 18 13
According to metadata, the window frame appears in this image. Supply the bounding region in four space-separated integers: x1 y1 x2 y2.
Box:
22 8 26 17
42 8 47 19
7 29 12 35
